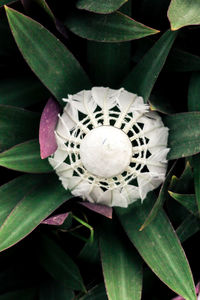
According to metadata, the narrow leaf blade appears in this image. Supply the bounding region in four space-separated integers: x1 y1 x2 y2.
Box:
5 6 91 103
0 175 72 252
116 193 196 300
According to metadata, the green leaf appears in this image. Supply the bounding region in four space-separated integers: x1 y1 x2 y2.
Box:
188 72 200 216
116 193 196 300
0 139 52 173
39 234 86 292
176 214 200 243
168 192 198 215
123 30 177 102
78 231 100 264
87 2 131 87
40 277 74 300
0 288 37 300
139 162 176 231
5 6 91 104
76 0 127 14
0 0 15 7
100 221 142 300
0 76 49 107
80 284 107 300
0 105 39 152
0 174 72 252
65 10 159 43
168 0 200 30
0 174 44 227
163 112 200 160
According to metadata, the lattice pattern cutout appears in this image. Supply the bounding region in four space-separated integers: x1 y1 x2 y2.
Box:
63 106 151 191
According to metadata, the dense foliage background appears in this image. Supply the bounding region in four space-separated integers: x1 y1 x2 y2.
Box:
0 0 200 299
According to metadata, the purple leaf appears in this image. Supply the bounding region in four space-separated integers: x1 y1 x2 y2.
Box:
79 202 112 219
39 98 61 159
41 212 69 226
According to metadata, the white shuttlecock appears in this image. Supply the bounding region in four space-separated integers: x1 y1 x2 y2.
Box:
49 87 169 207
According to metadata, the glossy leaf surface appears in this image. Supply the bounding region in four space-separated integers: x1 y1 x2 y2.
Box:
0 139 52 173
76 0 127 14
100 221 142 300
0 174 44 226
163 112 200 160
168 192 198 215
0 174 72 252
123 30 177 102
65 10 159 42
176 214 200 243
116 193 196 300
0 105 39 152
5 6 91 103
168 0 200 30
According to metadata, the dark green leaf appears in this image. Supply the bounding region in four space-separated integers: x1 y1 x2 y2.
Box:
140 162 176 231
0 288 37 300
0 139 52 173
39 234 86 292
87 2 131 88
0 174 72 252
78 231 100 264
5 6 91 104
40 277 74 300
123 30 177 102
80 284 107 300
76 0 127 14
0 0 16 7
116 193 196 300
168 0 200 30
100 221 142 300
65 10 159 43
168 192 198 215
188 72 200 216
0 174 44 226
163 112 200 160
0 76 49 107
176 214 200 243
0 105 39 152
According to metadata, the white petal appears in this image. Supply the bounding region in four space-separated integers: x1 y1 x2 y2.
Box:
121 185 140 205
137 173 164 200
62 101 79 130
146 148 169 174
91 87 121 109
147 127 169 148
69 90 97 114
56 115 70 141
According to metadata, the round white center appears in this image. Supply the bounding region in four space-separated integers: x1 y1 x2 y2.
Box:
80 126 132 178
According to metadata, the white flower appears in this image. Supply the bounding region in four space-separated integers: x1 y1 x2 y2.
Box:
49 87 169 207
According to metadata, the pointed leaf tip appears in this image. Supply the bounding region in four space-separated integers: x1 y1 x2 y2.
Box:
39 98 61 159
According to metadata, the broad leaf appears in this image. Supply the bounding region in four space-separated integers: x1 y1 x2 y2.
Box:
0 174 44 226
0 174 72 252
163 112 200 160
87 2 131 88
39 234 86 292
123 30 177 102
0 105 39 152
76 0 127 14
176 214 200 243
5 6 91 103
65 10 159 43
0 76 49 107
116 193 196 300
0 139 52 173
168 0 200 30
100 221 142 300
